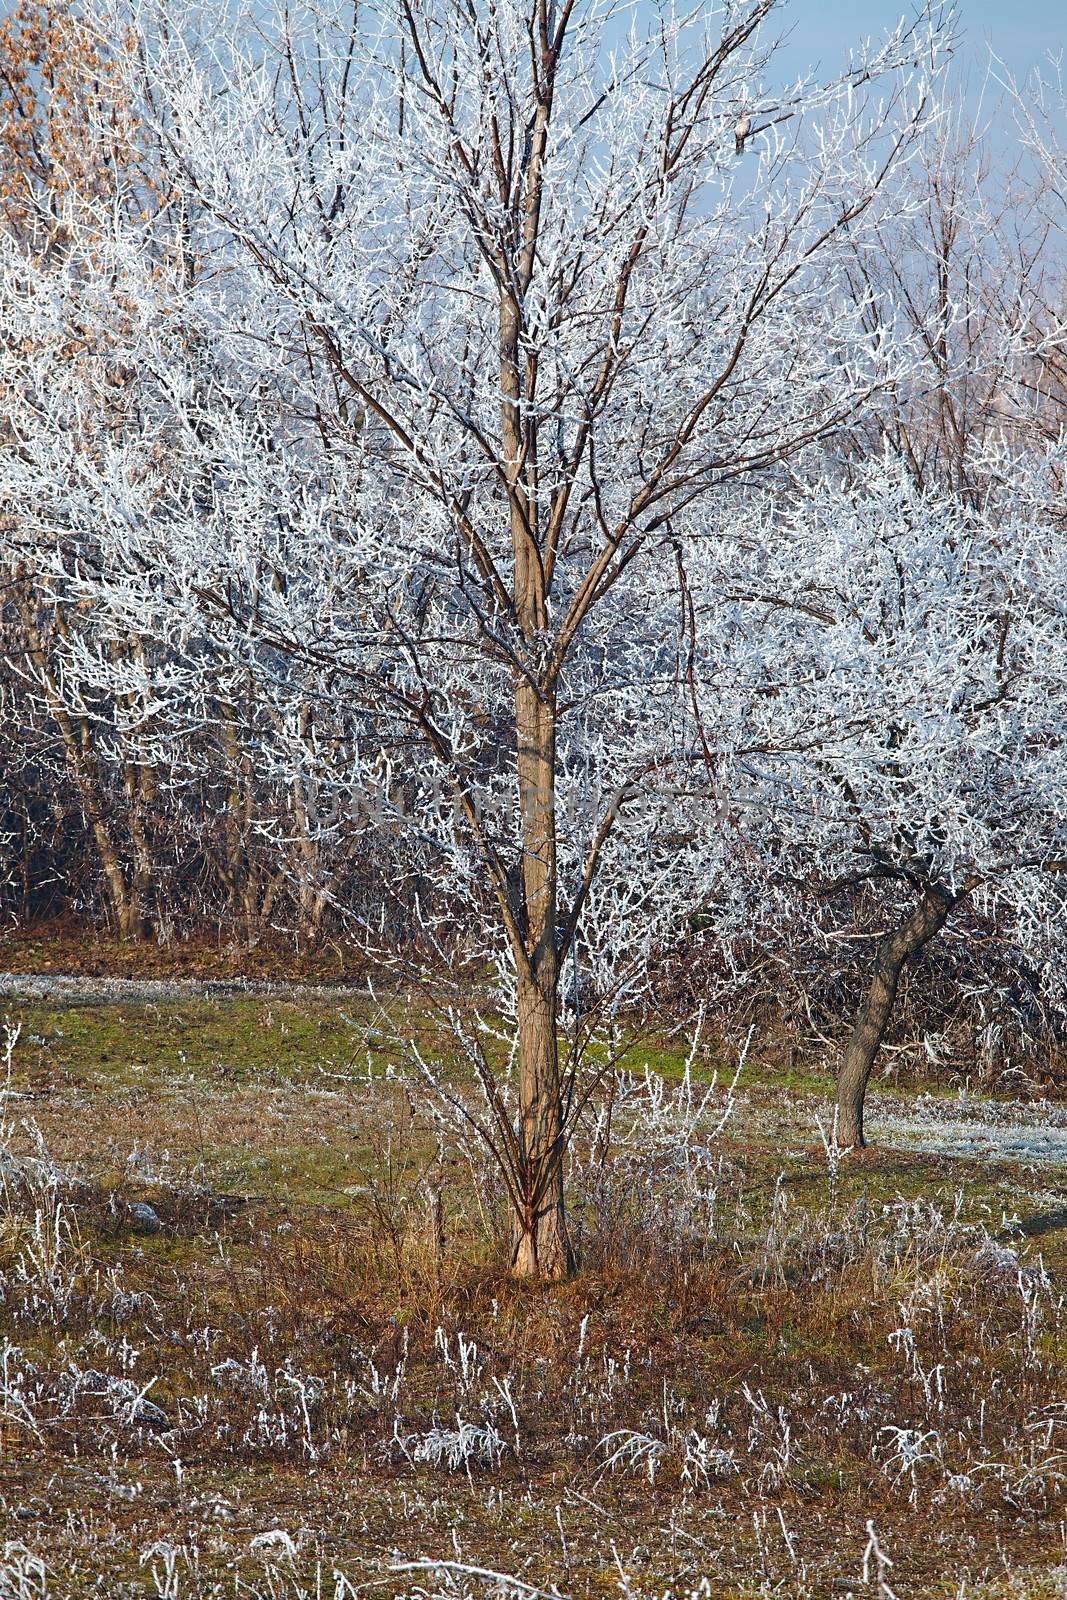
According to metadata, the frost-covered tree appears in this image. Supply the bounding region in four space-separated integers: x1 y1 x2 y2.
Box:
1009 64 1067 446
2 0 951 1273
841 101 1055 499
0 0 158 934
688 449 1067 1148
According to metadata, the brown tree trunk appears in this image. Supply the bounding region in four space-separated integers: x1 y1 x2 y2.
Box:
215 699 270 943
15 587 143 937
512 967 573 1279
496 239 574 1279
114 637 158 940
116 742 154 941
290 702 331 946
836 883 955 1148
510 677 574 1281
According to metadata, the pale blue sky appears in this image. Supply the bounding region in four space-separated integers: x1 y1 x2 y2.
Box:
774 1 1064 89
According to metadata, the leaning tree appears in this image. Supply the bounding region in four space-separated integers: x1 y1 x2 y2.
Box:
687 447 1067 1148
3 0 951 1273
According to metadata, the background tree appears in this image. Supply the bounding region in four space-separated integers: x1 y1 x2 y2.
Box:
842 97 1054 500
687 448 1067 1148
0 0 169 937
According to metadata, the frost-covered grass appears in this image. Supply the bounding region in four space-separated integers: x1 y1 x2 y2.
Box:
871 1091 1067 1166
2 998 1067 1598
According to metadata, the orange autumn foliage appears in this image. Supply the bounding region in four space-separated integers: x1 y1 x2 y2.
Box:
0 0 144 254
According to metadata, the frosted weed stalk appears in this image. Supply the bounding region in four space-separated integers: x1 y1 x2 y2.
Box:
0 1542 49 1600
815 1107 850 1212
0 1026 90 1329
570 1023 750 1268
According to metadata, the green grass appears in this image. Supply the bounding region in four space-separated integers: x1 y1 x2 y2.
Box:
14 997 381 1087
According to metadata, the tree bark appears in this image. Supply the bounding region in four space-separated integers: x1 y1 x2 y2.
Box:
113 635 157 940
836 883 955 1148
510 677 574 1280
289 701 331 947
512 967 573 1280
497 208 575 1278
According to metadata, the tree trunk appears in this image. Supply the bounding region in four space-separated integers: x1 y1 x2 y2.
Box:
114 637 158 941
118 749 154 941
16 585 156 938
216 699 270 943
836 883 955 1148
497 244 574 1279
290 703 331 946
15 590 142 936
510 676 574 1281
512 968 573 1279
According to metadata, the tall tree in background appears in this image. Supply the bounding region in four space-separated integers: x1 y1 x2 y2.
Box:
0 0 135 243
0 4 342 943
1010 65 1067 447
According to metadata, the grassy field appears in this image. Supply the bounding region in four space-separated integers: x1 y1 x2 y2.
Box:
1 979 1066 1599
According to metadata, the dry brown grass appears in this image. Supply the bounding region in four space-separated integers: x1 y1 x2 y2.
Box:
0 998 1066 1598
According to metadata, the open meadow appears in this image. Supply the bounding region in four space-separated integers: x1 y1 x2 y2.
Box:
1 946 1066 1599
